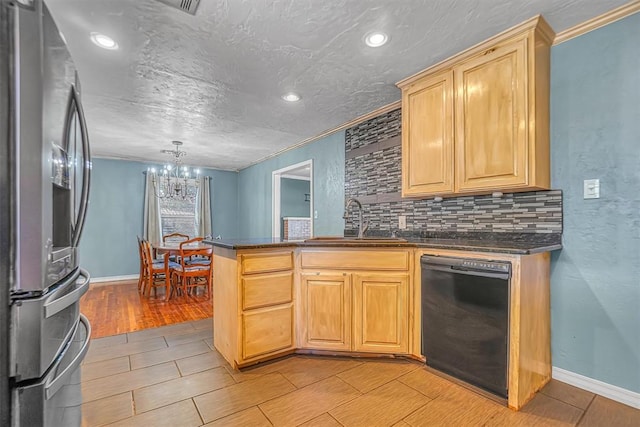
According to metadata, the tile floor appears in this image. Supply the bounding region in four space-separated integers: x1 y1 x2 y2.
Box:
81 318 640 426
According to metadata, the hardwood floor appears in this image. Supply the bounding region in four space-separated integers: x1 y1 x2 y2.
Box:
81 322 640 426
81 279 213 338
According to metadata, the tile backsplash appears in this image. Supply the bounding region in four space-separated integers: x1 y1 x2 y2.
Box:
344 108 562 234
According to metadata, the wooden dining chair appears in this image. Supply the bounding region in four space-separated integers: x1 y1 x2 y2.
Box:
162 232 189 243
162 232 190 261
141 239 179 297
137 236 146 293
170 237 212 298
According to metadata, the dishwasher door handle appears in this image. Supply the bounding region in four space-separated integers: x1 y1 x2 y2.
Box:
425 264 510 280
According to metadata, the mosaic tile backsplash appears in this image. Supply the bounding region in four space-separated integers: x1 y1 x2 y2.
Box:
344 108 563 234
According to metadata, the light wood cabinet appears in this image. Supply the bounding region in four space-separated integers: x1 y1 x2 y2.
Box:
353 273 409 353
397 16 554 197
242 304 293 360
401 70 454 196
300 273 351 351
213 248 295 368
299 249 411 355
454 39 527 191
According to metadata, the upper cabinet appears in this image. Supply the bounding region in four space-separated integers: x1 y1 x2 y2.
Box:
401 70 454 196
398 16 555 198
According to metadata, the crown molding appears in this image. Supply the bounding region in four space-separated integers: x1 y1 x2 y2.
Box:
242 100 401 170
553 1 640 45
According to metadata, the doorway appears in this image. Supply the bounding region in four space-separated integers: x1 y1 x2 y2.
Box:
272 160 313 239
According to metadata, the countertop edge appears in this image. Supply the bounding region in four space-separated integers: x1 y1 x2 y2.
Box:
205 239 562 255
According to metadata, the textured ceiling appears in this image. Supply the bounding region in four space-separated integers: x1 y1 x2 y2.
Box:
46 0 628 171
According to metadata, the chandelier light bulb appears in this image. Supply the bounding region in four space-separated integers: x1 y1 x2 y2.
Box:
149 167 156 173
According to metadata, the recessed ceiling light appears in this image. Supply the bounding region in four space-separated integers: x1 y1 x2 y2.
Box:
90 32 118 50
282 92 301 102
365 31 388 47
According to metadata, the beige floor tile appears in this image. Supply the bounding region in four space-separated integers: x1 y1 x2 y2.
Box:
176 351 226 376
85 337 167 364
126 321 196 343
164 328 213 347
204 406 272 427
540 380 595 410
404 382 503 427
90 334 128 350
82 362 180 403
81 392 133 427
484 392 584 426
204 337 215 350
105 399 202 427
134 367 235 413
259 376 361 426
191 318 214 330
579 396 640 427
129 341 210 370
269 356 363 388
330 380 431 427
337 360 419 393
397 367 459 399
194 373 296 423
82 357 130 382
298 413 343 427
222 358 283 383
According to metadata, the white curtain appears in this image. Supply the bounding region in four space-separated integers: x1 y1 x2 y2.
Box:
143 172 162 245
196 176 212 237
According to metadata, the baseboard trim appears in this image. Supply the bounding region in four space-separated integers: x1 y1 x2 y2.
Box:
90 274 138 284
552 366 640 409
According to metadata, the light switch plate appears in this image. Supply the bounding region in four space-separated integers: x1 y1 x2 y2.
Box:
398 215 407 229
583 179 600 199
314 210 318 219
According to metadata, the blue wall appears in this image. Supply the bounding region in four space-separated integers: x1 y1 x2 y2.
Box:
550 13 640 393
79 158 238 278
281 178 311 218
237 131 345 238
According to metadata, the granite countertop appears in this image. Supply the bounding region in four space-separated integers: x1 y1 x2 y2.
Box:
205 232 562 255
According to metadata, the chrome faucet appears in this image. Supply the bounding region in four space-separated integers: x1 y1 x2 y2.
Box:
343 198 368 238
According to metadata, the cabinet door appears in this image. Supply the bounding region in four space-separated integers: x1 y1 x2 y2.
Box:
454 38 528 192
402 70 454 197
300 273 351 351
353 273 408 353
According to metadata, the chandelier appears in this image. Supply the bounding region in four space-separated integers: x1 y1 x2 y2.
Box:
148 140 200 200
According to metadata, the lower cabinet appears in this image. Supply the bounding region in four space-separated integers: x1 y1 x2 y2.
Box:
353 273 409 353
300 270 409 354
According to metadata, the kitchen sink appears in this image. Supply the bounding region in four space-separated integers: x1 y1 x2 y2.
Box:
304 236 407 243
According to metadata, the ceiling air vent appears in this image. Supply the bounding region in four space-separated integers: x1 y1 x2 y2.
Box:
156 0 200 15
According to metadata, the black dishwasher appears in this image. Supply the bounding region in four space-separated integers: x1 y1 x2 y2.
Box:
421 255 511 398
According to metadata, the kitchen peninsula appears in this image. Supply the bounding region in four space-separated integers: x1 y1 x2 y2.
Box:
206 235 561 410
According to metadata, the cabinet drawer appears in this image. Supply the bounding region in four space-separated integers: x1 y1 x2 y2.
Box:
242 305 293 360
241 251 293 275
301 250 409 271
242 272 293 310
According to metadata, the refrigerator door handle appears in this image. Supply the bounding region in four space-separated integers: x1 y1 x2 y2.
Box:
44 268 90 318
45 314 91 399
67 85 91 248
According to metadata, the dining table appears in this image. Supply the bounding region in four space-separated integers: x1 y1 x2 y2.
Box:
153 241 212 300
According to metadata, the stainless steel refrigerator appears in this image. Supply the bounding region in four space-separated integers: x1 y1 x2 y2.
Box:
1 0 92 425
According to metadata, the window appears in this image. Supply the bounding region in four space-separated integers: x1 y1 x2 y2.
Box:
159 195 197 238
